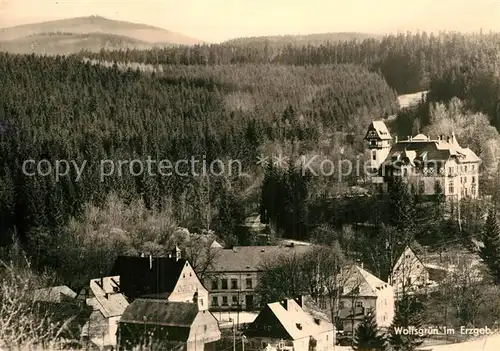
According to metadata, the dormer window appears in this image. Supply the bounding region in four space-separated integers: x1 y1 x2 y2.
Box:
296 323 302 330
370 139 377 146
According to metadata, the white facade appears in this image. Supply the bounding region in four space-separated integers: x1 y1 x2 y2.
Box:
339 265 395 329
169 261 209 311
390 246 430 297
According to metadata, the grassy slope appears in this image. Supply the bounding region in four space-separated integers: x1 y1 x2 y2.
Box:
0 16 205 54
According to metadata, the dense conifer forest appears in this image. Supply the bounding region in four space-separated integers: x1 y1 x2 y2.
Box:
2 31 500 286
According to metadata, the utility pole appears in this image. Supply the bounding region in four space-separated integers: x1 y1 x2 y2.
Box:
237 272 241 330
230 318 236 351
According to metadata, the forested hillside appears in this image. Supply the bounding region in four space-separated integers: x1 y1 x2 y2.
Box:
78 32 500 94
0 53 398 284
2 30 500 287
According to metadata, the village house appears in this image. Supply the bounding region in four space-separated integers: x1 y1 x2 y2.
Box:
32 285 92 342
77 276 129 349
110 247 209 311
390 246 431 298
364 120 481 201
205 244 312 312
117 299 221 351
244 295 335 351
338 265 394 334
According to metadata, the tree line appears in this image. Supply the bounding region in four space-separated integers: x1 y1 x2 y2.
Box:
76 31 500 95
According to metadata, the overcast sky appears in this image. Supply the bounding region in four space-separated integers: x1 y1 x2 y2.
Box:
1 0 499 42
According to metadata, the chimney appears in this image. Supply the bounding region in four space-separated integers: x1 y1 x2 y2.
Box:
149 255 153 270
174 245 181 261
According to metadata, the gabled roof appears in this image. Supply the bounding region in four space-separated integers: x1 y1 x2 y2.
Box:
392 246 426 272
110 256 189 298
301 296 331 323
33 285 76 303
385 135 481 165
341 265 390 297
87 276 128 318
210 240 224 248
265 299 333 340
120 299 199 327
208 245 312 272
364 120 392 141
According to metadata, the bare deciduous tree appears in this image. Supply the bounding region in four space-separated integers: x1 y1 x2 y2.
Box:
0 258 77 349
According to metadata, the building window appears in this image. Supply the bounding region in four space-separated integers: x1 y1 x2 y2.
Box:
370 139 377 147
200 299 203 306
222 296 228 306
355 301 363 308
465 165 468 172
339 301 344 309
246 278 253 289
204 325 207 332
448 167 453 175
472 165 475 171
448 181 454 194
231 279 238 289
212 297 218 306
232 296 238 305
372 152 376 161
211 279 218 290
472 176 476 183
221 279 228 289
183 274 185 278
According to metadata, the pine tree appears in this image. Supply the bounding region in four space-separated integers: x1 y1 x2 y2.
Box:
479 209 500 284
385 177 416 241
388 295 424 351
353 309 387 351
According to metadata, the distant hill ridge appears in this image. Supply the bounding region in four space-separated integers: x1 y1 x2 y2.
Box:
0 15 204 45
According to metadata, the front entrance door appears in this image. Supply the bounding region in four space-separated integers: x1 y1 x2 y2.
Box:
245 295 254 311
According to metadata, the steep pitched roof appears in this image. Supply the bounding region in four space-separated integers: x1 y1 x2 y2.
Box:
301 295 331 323
341 265 390 297
392 246 425 272
208 245 312 272
386 136 481 165
87 277 128 318
365 120 392 141
110 256 188 298
266 299 333 340
120 299 199 327
33 285 76 303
